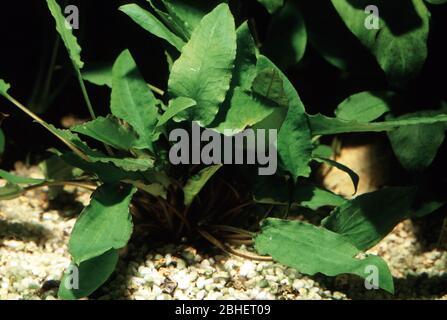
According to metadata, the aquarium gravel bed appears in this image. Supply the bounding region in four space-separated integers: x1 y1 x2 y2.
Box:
1 166 446 300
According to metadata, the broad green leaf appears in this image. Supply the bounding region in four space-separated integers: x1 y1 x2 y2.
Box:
119 4 185 51
183 165 222 206
331 0 430 84
0 183 23 200
312 144 333 159
58 249 119 300
135 182 167 199
111 50 159 151
322 187 416 251
335 91 393 122
0 79 10 96
0 128 4 154
255 218 394 293
293 184 347 210
40 155 81 199
0 169 44 185
72 116 139 151
69 184 136 264
388 110 447 171
263 1 307 69
257 0 284 13
156 97 196 127
308 113 447 135
314 157 359 194
168 4 237 126
46 0 84 69
252 68 289 107
82 64 113 88
212 88 276 134
232 22 258 90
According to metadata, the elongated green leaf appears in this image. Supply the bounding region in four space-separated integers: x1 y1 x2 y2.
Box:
308 113 447 135
46 0 83 69
119 4 185 51
111 49 159 151
425 0 447 4
257 0 284 13
388 110 447 171
264 1 307 69
335 91 393 122
183 165 222 206
58 249 119 300
0 79 10 96
156 97 196 127
0 169 44 185
331 0 429 84
314 157 359 194
69 184 136 264
168 4 237 126
0 183 23 200
322 187 416 251
255 218 394 293
72 116 139 151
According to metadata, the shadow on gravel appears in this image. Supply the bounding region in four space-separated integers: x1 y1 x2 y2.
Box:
0 219 51 244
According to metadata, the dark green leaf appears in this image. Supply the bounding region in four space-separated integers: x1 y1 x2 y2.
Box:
257 0 284 13
252 68 289 107
255 218 394 293
69 183 136 264
183 165 222 206
314 157 359 194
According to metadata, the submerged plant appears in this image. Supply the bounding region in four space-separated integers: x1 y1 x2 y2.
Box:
1 0 446 299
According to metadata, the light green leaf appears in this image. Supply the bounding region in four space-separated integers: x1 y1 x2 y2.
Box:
168 3 237 126
314 157 359 194
0 169 44 185
156 97 196 127
119 4 185 51
72 116 139 151
0 79 10 96
58 249 119 300
388 110 447 171
82 64 112 88
322 187 416 251
183 165 222 206
0 183 23 201
69 184 136 264
264 1 307 69
425 0 447 4
111 49 159 151
232 22 258 90
46 0 84 69
335 91 393 122
255 218 394 293
257 0 284 13
308 113 447 135
331 0 430 84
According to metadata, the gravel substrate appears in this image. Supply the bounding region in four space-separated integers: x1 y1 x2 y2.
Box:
1 165 446 300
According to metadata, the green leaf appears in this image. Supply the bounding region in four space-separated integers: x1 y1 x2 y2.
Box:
82 64 113 88
46 0 84 69
232 22 258 90
331 0 430 84
69 184 136 264
156 97 196 127
308 113 447 135
263 1 307 69
0 169 44 185
212 88 276 134
255 218 394 293
168 3 237 126
425 0 447 4
183 165 222 206
322 187 416 251
58 249 119 300
293 184 347 210
257 0 284 13
111 49 160 151
252 68 289 107
0 183 23 200
71 116 139 151
335 91 393 122
388 110 447 171
119 4 185 51
0 79 10 96
314 157 359 194
40 155 81 199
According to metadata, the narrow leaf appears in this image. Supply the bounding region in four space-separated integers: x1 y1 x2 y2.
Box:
183 165 222 206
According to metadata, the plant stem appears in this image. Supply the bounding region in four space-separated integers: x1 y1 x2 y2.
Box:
75 67 96 120
147 83 165 96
